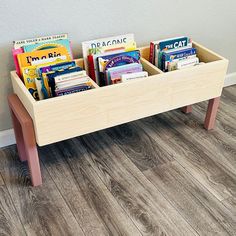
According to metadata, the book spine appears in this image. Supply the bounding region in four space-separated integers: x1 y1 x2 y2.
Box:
149 42 154 64
87 55 96 83
55 85 91 96
12 48 24 77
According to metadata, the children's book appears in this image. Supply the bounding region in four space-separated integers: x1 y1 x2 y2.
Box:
82 34 135 74
162 47 196 71
121 71 148 82
12 48 24 76
13 33 68 49
106 63 143 85
45 66 82 97
17 46 71 76
97 50 140 86
23 39 73 58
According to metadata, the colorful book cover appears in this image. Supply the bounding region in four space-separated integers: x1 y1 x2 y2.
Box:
162 47 196 71
21 65 40 100
158 37 191 69
107 63 143 85
82 34 135 73
45 66 82 97
23 39 72 58
17 46 71 76
13 33 68 49
97 50 140 86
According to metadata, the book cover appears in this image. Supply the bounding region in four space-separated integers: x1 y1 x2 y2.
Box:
17 46 71 76
12 48 24 76
55 84 92 96
107 63 143 85
21 65 40 100
45 66 82 97
162 47 196 71
97 50 140 86
13 33 68 49
121 71 148 82
87 54 96 82
82 34 135 73
23 39 73 58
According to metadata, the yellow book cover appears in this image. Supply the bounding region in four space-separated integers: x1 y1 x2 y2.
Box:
17 46 71 76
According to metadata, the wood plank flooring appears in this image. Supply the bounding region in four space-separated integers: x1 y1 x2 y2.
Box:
0 85 235 236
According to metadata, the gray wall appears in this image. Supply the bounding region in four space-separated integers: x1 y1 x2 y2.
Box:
0 0 235 131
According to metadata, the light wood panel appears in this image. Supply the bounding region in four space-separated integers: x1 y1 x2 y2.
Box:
11 42 228 146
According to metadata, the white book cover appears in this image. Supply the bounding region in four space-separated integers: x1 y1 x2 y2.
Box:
82 33 135 74
121 71 148 82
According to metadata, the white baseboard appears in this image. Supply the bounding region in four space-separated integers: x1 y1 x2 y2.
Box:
0 72 235 148
0 129 16 148
224 72 236 87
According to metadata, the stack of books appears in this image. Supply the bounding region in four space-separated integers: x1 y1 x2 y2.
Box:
82 33 148 86
12 34 94 100
149 36 200 72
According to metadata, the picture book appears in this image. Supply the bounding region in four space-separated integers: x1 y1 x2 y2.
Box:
98 50 140 72
177 57 199 70
17 46 71 76
13 33 68 49
21 59 69 100
162 47 196 71
23 39 73 58
121 71 148 82
158 37 192 69
82 33 135 73
55 84 92 96
12 48 24 76
106 63 143 85
21 65 40 100
44 66 82 97
97 50 140 85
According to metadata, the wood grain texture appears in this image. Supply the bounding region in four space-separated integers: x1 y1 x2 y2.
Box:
75 132 197 236
38 144 139 236
0 147 84 236
105 123 174 171
144 161 236 236
0 86 235 236
11 42 228 146
0 184 26 236
138 113 236 201
44 140 142 236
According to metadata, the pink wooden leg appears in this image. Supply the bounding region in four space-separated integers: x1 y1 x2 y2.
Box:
9 110 27 162
22 120 42 187
181 105 192 114
8 94 42 186
204 97 220 130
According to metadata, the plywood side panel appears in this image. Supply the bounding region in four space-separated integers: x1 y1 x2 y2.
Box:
34 60 228 146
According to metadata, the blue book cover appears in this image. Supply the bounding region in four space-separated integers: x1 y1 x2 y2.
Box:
158 37 190 69
23 39 72 58
159 37 189 51
43 66 82 98
162 47 196 71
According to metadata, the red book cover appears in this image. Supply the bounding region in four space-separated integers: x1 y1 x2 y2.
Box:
87 54 96 83
12 48 24 77
149 42 154 64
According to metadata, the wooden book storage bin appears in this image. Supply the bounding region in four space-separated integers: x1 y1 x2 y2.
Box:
9 41 228 186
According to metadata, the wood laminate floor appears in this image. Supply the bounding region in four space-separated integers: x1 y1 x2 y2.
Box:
0 86 235 236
